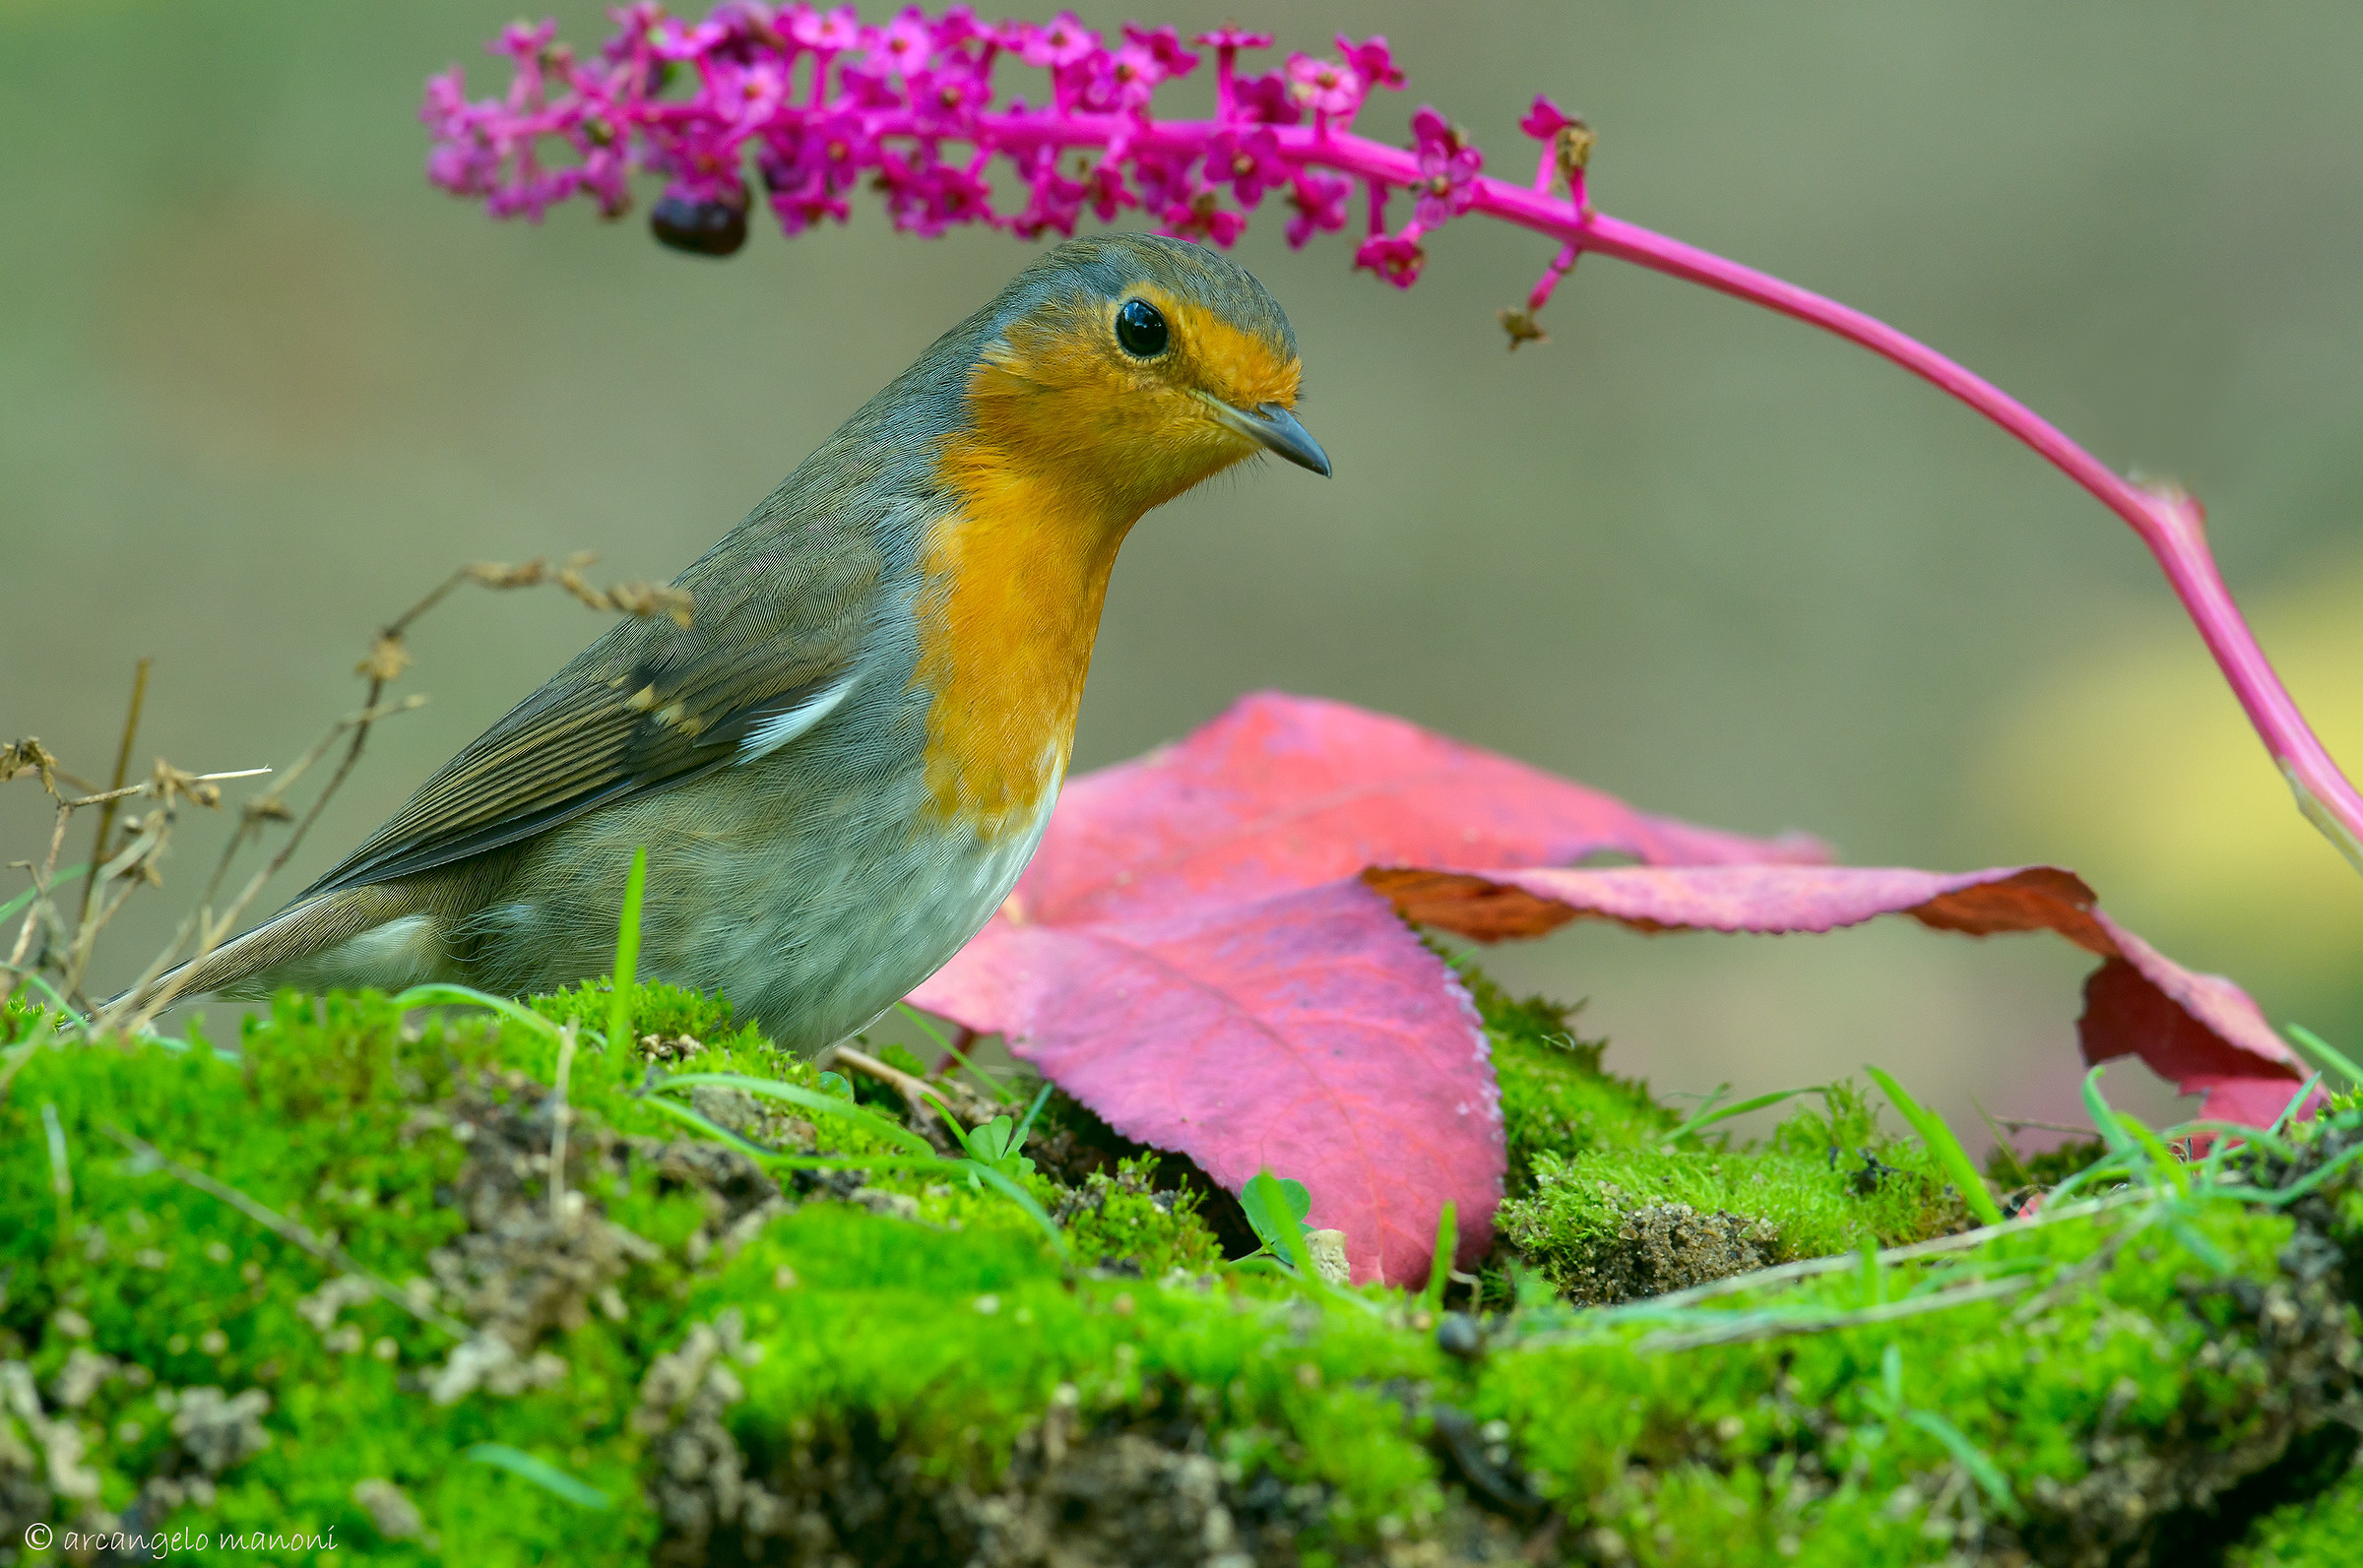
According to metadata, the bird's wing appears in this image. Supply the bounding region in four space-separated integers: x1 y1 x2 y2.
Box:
292 547 881 902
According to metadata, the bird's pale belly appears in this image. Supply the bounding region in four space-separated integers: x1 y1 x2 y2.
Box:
454 746 1059 1054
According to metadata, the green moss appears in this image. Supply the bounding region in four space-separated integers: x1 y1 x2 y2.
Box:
4 968 2359 1565
2231 1460 2363 1566
1496 1077 1973 1303
1994 1136 2110 1190
1465 967 1675 1189
1057 1155 1224 1279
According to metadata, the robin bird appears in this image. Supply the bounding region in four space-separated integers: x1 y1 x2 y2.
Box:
132 233 1328 1050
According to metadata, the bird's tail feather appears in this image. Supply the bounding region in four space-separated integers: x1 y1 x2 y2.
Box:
108 886 434 1016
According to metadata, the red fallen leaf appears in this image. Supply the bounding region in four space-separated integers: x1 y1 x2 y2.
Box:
1000 691 1825 927
1363 863 2308 1124
917 695 2306 1288
919 880 1497 1286
917 693 1821 1286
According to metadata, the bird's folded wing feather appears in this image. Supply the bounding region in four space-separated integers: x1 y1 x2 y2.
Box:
292 552 878 902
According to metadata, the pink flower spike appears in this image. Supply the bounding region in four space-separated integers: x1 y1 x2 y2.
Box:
417 8 2363 869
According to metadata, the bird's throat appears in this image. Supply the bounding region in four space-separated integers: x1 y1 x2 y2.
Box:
911 439 1139 841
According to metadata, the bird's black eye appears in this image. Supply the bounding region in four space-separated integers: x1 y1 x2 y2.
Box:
1115 298 1169 358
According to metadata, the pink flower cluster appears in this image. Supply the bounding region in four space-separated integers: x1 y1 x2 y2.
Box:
420 13 2363 864
419 5 1553 289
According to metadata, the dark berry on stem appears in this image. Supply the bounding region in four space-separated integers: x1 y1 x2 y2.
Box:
651 195 746 256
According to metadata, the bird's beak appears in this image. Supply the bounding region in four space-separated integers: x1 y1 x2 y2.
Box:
1200 394 1332 477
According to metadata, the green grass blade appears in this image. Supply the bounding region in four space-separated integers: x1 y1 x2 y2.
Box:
1010 1080 1054 1150
609 846 646 1050
2079 1065 2135 1156
2268 1074 2324 1137
2121 1116 2188 1199
959 1157 1069 1261
0 861 91 925
1971 1095 2032 1187
2236 1139 2363 1207
634 1097 1065 1257
633 1093 796 1160
465 1444 611 1510
390 982 561 1043
1903 1411 2022 1520
651 1070 934 1155
895 1002 1018 1103
1663 1086 1809 1146
1865 1065 2004 1225
1421 1200 1458 1312
2286 1025 2363 1089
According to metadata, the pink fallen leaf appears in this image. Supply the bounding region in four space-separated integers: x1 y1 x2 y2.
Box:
999 691 1825 927
1362 863 2308 1124
922 879 1497 1286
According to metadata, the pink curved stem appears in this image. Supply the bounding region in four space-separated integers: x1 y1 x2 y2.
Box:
1278 122 2363 873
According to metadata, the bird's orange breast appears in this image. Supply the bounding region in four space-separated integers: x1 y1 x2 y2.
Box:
909 420 1128 842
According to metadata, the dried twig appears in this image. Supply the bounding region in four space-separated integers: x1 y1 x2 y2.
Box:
11 554 693 1034
832 1044 945 1129
549 1021 579 1223
75 658 150 935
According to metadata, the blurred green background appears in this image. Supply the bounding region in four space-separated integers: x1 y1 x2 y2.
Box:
6 2 2361 1143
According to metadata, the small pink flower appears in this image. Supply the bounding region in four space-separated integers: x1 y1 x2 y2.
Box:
710 59 789 127
649 16 727 62
1010 149 1087 238
931 5 982 50
1286 53 1361 118
1206 125 1287 207
1284 170 1352 248
1335 34 1404 92
1021 12 1099 70
833 61 905 110
1191 26 1274 51
1355 231 1427 288
791 6 861 52
871 8 935 76
1165 193 1245 248
908 55 993 129
1230 70 1302 126
1083 160 1137 222
1518 94 1574 142
1409 104 1481 227
1082 43 1163 113
492 19 558 64
1120 24 1199 78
